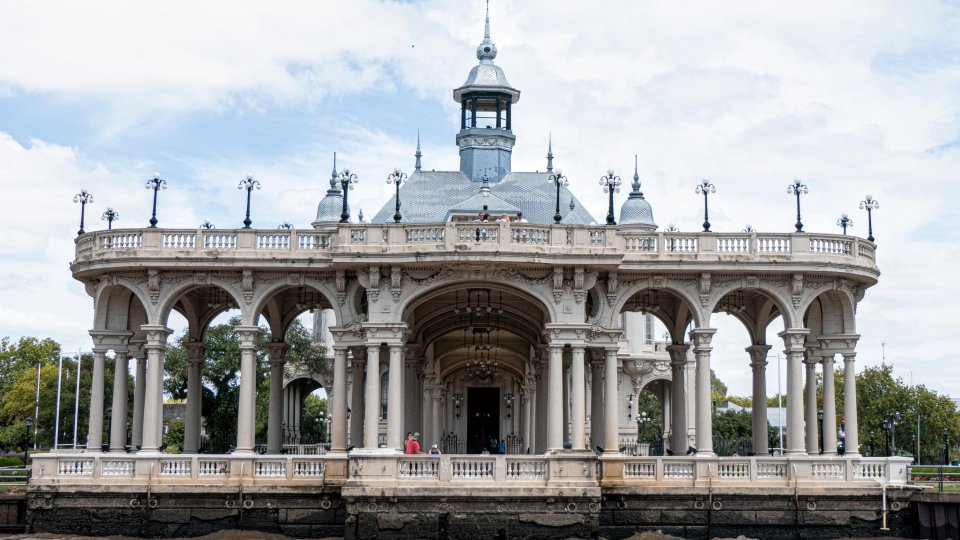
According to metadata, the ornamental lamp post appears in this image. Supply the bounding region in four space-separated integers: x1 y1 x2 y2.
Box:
786 178 809 232
23 417 32 465
338 168 359 223
600 169 622 225
73 189 94 235
387 168 408 223
817 409 824 454
238 175 261 229
278 221 293 230
945 427 950 466
695 179 716 232
145 173 167 228
859 195 879 242
101 207 119 230
837 213 853 235
743 224 756 233
637 410 649 445
200 220 215 230
548 169 568 223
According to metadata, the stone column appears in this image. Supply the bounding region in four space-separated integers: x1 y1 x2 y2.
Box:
183 342 206 453
265 342 288 454
562 351 570 445
667 344 690 454
746 344 771 455
234 326 262 454
140 326 171 454
690 328 717 455
364 343 381 449
842 352 860 456
603 347 619 454
821 353 838 455
804 355 819 454
522 388 533 452
570 346 586 450
387 344 404 451
350 352 365 447
431 388 443 448
331 346 349 452
132 354 146 449
546 344 564 451
109 351 130 451
85 349 107 452
780 329 809 455
590 357 604 452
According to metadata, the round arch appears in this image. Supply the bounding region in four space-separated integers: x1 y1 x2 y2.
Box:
614 286 702 343
93 284 150 337
800 289 856 337
399 279 557 326
155 279 247 328
705 287 795 343
249 281 342 336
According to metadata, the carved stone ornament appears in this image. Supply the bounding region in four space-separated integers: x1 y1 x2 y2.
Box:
242 269 254 304
574 291 586 305
148 269 160 304
553 289 563 304
491 267 549 285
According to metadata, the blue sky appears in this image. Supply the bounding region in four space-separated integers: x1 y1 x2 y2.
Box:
1 0 959 397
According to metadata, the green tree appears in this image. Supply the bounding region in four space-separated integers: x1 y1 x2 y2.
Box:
0 336 61 397
165 418 185 453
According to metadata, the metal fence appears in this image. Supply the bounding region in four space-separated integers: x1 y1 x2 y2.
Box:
0 466 29 485
908 465 960 492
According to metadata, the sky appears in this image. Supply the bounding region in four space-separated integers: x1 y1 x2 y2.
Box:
0 1 958 398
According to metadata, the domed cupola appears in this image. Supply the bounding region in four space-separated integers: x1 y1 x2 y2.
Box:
619 155 657 230
312 153 345 227
453 1 520 182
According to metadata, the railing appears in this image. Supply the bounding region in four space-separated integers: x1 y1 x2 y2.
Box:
347 453 594 486
73 225 878 274
908 465 960 492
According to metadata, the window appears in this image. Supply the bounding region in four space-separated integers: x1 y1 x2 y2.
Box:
380 371 389 420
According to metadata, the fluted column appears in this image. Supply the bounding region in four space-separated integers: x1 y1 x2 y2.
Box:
690 328 717 455
331 346 349 452
140 326 171 454
132 354 146 449
109 351 130 451
821 353 838 455
350 352 365 447
590 358 604 452
546 344 564 451
183 342 206 453
431 387 443 448
522 388 533 452
387 344 404 451
746 344 771 455
562 354 571 445
603 347 619 454
780 329 809 455
235 326 262 454
804 355 819 454
842 352 860 456
363 343 381 449
85 349 107 452
667 344 690 454
265 342 288 454
570 346 586 450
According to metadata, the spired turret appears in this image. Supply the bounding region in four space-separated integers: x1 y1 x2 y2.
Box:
453 1 520 182
619 155 657 230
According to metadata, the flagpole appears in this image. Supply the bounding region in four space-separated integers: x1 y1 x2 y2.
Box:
33 362 41 449
54 353 64 450
73 351 81 448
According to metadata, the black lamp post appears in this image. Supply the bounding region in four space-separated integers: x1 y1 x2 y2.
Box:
317 411 326 443
600 169 622 225
860 195 879 242
338 168 359 223
817 410 824 454
549 169 568 223
238 175 261 229
869 430 876 456
637 410 649 445
695 179 716 232
200 220 215 230
145 173 167 228
278 221 293 230
881 421 890 456
945 427 950 466
743 224 757 233
387 168 408 223
837 213 853 235
73 189 94 235
23 417 32 465
101 207 119 230
787 178 809 232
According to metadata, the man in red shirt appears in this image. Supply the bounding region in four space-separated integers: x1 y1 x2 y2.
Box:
405 432 421 454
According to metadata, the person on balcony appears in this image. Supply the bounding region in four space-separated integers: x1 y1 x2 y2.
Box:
405 432 421 454
430 444 441 455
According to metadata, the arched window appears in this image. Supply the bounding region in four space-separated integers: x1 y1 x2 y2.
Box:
380 371 389 420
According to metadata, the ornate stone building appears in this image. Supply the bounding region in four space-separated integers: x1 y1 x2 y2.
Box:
31 6 911 539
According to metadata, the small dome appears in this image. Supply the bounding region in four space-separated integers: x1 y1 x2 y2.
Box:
462 63 511 88
619 195 657 229
313 189 344 226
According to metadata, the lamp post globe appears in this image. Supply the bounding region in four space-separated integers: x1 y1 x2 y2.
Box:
200 220 215 230
786 178 809 232
836 213 853 235
387 168 408 223
101 207 119 230
859 195 879 242
278 221 293 230
238 175 262 229
695 179 716 232
73 189 94 235
338 168 359 223
145 173 167 228
549 169 568 223
600 169 622 225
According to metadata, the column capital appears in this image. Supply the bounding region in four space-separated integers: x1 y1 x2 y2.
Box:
688 327 717 350
141 325 172 349
841 352 857 361
667 343 691 365
745 344 772 367
778 328 810 352
234 325 263 348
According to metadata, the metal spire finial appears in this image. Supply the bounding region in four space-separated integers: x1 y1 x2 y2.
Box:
485 0 490 39
330 152 339 189
546 132 554 172
632 154 641 192
415 130 422 172
476 0 497 62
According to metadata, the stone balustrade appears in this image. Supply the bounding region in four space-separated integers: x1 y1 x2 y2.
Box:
348 453 593 487
72 224 878 275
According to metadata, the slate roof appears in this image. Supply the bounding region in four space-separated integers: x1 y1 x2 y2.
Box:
370 170 598 225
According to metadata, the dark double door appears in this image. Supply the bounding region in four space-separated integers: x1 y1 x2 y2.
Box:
466 387 500 454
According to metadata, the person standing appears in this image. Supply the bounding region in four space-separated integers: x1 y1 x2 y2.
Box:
405 432 421 454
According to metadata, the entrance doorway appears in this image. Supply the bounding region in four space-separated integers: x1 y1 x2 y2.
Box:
466 387 500 454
